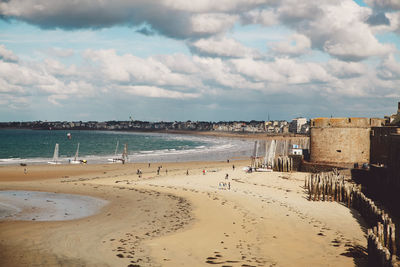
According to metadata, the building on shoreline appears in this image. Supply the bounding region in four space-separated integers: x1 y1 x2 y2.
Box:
0 119 309 135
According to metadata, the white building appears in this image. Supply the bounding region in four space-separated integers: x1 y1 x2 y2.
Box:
289 117 308 133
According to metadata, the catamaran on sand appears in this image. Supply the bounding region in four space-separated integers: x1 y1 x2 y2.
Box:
108 141 128 164
70 143 86 164
48 143 61 165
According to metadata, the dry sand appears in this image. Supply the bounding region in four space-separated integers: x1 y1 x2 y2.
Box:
0 160 367 266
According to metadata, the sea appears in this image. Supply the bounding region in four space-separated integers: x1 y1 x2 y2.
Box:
0 129 254 165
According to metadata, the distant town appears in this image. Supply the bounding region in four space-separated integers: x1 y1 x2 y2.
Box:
0 118 311 135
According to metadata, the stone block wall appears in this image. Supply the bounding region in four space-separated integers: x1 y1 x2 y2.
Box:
310 117 385 164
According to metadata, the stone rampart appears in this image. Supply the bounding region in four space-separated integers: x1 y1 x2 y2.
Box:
310 117 385 164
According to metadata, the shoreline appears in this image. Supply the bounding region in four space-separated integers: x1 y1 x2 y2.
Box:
0 130 257 166
0 160 367 266
0 130 309 167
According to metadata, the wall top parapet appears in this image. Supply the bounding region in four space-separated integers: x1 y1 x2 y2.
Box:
311 117 385 128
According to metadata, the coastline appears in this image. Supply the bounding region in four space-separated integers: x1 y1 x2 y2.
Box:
0 130 310 167
0 160 367 266
0 130 257 166
151 129 309 140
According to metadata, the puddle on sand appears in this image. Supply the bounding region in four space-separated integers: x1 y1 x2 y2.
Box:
0 190 108 221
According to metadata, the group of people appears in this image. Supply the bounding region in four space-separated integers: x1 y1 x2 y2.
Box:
136 160 235 182
218 181 231 190
218 172 231 190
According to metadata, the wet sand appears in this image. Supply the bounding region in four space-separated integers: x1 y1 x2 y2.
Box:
0 161 367 266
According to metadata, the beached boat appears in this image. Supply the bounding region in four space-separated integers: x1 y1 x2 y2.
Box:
70 143 82 164
48 143 61 164
245 140 275 172
108 141 120 163
108 142 128 163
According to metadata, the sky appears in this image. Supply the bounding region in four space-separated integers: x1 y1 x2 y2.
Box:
0 0 400 122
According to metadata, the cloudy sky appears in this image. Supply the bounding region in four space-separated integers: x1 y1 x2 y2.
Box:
0 0 400 122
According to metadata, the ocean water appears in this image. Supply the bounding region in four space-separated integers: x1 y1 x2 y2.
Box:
0 129 254 165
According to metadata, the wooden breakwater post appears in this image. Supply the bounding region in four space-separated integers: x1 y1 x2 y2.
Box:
306 170 399 267
274 156 293 172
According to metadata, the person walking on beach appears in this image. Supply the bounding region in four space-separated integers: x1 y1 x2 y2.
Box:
203 169 206 175
24 168 27 175
157 168 160 175
228 182 231 190
165 169 168 175
232 164 235 171
186 169 189 176
225 173 229 180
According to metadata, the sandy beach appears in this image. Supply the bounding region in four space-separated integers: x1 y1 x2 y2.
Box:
0 160 367 266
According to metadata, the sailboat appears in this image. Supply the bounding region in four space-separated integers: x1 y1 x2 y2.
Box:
244 140 275 172
70 143 82 164
257 140 275 172
108 141 119 162
121 143 128 164
108 141 128 163
48 143 61 164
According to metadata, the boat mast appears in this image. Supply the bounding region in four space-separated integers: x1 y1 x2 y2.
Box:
74 143 80 161
54 143 59 163
114 141 119 156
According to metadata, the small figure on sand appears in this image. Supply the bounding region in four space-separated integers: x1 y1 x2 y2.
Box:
203 169 206 175
227 159 230 163
157 167 160 175
186 169 189 176
225 173 229 180
24 168 27 175
148 162 151 168
165 169 168 175
218 182 224 190
232 165 235 171
218 182 229 190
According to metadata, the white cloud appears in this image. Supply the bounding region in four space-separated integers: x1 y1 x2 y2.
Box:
189 13 238 35
231 57 332 85
0 0 241 39
230 57 284 83
156 54 200 74
84 49 200 88
277 0 394 61
119 85 200 99
161 0 268 13
241 9 278 26
43 58 78 77
188 36 262 58
0 0 397 64
192 56 264 90
47 47 75 58
48 94 69 106
0 44 19 62
269 34 311 57
378 54 400 80
327 59 367 78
